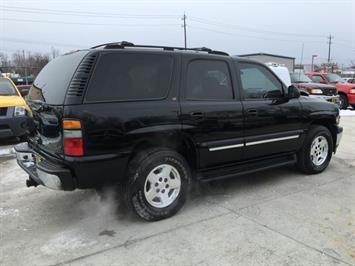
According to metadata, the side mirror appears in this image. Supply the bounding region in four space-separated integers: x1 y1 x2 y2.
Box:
319 79 327 84
287 85 300 99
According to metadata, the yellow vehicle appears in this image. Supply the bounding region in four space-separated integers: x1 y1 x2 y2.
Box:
0 77 31 140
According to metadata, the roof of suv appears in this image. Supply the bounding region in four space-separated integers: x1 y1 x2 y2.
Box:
88 41 230 57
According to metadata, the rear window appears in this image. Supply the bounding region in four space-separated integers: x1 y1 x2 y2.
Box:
85 53 173 102
0 79 18 96
28 50 89 105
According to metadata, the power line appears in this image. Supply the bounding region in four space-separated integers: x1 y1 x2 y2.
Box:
1 5 179 19
0 37 84 48
189 16 325 39
0 17 178 27
189 25 323 44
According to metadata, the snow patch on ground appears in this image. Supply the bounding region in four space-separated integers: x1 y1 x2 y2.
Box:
0 147 15 157
340 109 355 117
0 207 20 217
40 229 97 255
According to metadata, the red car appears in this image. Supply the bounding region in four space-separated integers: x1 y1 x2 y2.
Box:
306 72 355 109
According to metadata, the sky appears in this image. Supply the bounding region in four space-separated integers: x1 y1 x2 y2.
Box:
1 0 355 66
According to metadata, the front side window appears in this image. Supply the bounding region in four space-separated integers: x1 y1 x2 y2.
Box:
0 79 18 96
186 60 233 100
310 75 323 83
290 73 312 83
239 63 283 99
85 53 173 102
325 73 344 83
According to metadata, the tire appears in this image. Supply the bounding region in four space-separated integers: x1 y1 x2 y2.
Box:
297 125 333 174
125 148 191 221
339 94 348 110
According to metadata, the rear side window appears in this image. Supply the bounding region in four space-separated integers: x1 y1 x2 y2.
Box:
29 50 89 105
85 53 173 102
0 79 18 96
186 60 233 100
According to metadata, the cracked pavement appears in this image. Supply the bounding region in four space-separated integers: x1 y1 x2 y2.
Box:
1 117 354 266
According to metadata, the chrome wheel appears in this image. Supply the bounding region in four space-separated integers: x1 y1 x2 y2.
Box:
310 136 329 166
144 164 181 208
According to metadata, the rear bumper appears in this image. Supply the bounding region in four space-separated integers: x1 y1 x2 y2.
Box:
15 142 75 190
308 95 339 106
15 142 130 190
0 108 29 138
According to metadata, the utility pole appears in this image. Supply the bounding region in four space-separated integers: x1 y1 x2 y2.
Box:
22 50 28 85
182 13 187 48
311 54 318 72
327 34 333 63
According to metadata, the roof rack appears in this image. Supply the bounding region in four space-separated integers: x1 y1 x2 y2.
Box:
90 41 229 56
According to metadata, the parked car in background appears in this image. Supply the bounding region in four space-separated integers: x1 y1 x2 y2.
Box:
15 43 342 221
11 76 34 96
0 77 31 140
306 72 355 109
343 78 355 84
266 62 291 87
16 84 31 96
290 73 339 105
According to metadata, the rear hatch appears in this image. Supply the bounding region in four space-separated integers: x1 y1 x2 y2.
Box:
27 50 90 159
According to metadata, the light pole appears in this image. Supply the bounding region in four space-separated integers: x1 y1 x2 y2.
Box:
311 55 318 72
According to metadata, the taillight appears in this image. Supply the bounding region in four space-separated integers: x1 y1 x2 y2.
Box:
63 119 83 156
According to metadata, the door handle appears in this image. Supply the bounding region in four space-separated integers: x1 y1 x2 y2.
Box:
247 109 258 116
189 111 204 117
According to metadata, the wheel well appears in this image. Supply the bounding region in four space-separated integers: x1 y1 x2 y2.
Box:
129 134 198 172
338 91 347 98
311 119 337 150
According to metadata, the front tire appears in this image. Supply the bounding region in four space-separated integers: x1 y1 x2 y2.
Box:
339 94 348 110
125 148 191 221
297 125 333 174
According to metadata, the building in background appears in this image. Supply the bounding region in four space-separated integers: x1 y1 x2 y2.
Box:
238 52 295 72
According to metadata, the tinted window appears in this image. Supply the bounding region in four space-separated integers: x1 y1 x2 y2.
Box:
186 60 233 100
85 53 173 102
0 79 18 96
239 63 283 99
290 73 312 83
29 50 89 105
310 75 322 83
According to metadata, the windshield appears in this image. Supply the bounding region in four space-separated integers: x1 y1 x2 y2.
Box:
0 79 18 96
290 73 312 83
325 73 345 83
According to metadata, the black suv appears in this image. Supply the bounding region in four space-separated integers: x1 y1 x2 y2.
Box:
15 42 343 221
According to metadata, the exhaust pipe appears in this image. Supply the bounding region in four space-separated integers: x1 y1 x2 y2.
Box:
26 178 38 187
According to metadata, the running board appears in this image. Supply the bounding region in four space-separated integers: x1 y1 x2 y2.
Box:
197 153 297 182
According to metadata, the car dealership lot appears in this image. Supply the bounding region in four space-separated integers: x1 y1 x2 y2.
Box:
1 116 354 266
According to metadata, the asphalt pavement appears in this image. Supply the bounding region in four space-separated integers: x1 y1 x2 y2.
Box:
0 116 354 266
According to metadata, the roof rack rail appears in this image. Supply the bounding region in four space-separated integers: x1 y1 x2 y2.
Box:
90 41 229 56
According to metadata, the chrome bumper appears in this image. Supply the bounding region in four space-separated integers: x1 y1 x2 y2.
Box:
308 95 340 105
15 142 72 190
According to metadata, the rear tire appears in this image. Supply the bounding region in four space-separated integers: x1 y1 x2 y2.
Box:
125 148 191 221
297 125 333 174
339 94 348 110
